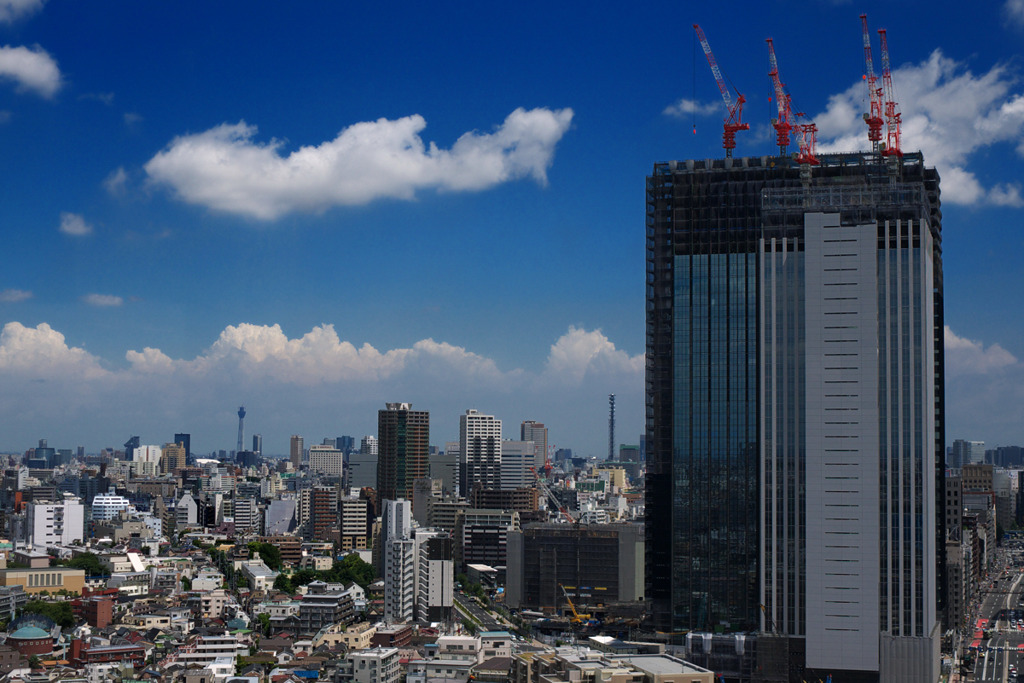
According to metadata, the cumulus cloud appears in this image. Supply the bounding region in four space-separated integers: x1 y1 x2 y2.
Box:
0 322 107 378
545 326 644 383
144 107 574 220
1006 0 1024 27
59 211 92 236
82 293 123 307
0 45 60 98
0 0 44 23
0 288 31 302
945 325 1018 374
815 50 1024 206
663 98 721 118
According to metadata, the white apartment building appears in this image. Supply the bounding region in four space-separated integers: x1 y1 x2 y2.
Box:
342 647 401 683
460 409 502 494
27 495 84 548
91 493 133 521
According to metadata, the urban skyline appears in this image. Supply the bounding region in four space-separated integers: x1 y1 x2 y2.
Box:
1 2 1024 457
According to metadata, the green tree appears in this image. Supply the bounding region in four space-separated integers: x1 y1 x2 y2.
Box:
247 542 281 571
65 552 108 577
23 600 74 628
257 613 271 634
273 574 293 593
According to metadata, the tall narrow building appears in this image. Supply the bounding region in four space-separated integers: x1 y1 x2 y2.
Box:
521 420 548 469
645 152 943 682
459 409 502 495
377 403 430 504
290 435 304 470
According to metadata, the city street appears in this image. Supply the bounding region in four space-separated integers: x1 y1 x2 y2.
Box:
964 545 1024 683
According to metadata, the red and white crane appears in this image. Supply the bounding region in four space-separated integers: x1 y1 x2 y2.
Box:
693 23 749 157
859 14 885 152
878 28 902 157
766 38 818 165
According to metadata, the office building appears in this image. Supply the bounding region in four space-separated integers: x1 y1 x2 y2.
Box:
252 433 263 456
460 409 502 495
91 493 132 522
645 152 943 681
173 433 191 462
377 403 429 504
287 434 303 470
309 444 345 477
361 435 379 456
160 442 187 474
500 440 536 490
348 452 378 490
951 439 985 468
520 420 548 468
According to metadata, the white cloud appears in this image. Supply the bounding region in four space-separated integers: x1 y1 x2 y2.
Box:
82 293 123 307
103 167 127 195
663 98 721 118
0 0 44 23
0 288 31 302
1006 0 1024 26
544 326 644 383
144 107 574 220
0 45 60 98
0 322 107 378
944 325 1018 374
59 211 92 236
815 50 1024 207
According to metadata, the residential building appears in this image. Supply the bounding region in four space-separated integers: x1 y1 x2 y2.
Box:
90 493 132 521
27 494 84 547
500 440 536 490
339 647 401 683
645 151 943 681
298 581 356 634
161 442 187 474
378 403 430 503
417 531 454 622
460 409 502 495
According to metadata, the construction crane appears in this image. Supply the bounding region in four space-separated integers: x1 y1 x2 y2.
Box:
766 38 817 165
878 28 902 157
693 23 749 157
859 14 885 152
559 583 591 625
530 466 578 525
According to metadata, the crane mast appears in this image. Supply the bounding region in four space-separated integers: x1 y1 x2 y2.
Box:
860 14 885 151
878 28 902 157
765 38 792 156
693 23 749 157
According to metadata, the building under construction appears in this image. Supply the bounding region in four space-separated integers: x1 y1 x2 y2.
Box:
646 149 944 683
505 522 644 617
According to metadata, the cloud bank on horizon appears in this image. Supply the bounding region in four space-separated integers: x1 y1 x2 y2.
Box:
144 107 575 220
0 321 643 455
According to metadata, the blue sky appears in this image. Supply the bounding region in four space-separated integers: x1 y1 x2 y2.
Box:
1 0 1023 458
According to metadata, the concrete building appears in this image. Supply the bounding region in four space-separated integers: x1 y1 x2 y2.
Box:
309 443 346 477
500 440 536 491
952 439 985 468
460 409 502 495
161 442 187 474
645 152 943 681
348 452 379 490
90 493 133 521
520 420 548 469
455 508 519 572
233 497 261 534
417 531 454 622
340 647 401 683
27 494 84 547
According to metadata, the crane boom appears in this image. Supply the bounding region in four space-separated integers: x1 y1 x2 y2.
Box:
878 28 902 157
765 38 792 155
860 14 885 150
693 23 749 157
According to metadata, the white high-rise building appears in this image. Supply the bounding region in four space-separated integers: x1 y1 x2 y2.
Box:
91 493 133 521
459 409 502 495
382 499 414 624
499 440 536 490
361 435 378 456
27 494 85 547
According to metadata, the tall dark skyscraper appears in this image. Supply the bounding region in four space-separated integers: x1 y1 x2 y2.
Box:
377 402 429 504
645 152 943 681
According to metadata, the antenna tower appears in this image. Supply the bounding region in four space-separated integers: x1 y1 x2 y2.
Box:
236 406 246 453
608 394 616 461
